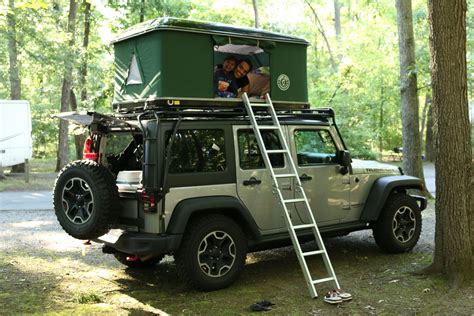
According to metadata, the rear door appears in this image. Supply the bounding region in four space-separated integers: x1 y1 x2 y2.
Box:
234 125 300 233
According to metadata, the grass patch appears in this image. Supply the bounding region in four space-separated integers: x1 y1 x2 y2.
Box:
0 238 472 315
0 158 56 191
75 291 104 304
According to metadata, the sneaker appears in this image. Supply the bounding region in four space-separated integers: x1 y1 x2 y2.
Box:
335 289 352 301
323 291 342 304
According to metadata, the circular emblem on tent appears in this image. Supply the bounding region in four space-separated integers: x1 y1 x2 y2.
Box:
277 74 290 91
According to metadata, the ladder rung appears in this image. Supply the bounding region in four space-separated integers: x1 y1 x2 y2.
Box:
302 250 325 257
250 103 270 107
312 277 335 285
283 198 306 204
258 126 279 130
293 223 315 230
266 149 287 154
275 173 298 178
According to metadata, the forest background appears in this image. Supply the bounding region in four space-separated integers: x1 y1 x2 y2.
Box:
0 0 473 163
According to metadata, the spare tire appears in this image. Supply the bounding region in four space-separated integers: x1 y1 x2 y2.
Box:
53 160 120 240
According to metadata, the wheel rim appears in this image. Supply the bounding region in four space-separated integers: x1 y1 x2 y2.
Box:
392 206 416 243
61 177 94 224
197 231 236 278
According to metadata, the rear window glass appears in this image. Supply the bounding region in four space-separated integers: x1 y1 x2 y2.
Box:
167 129 226 173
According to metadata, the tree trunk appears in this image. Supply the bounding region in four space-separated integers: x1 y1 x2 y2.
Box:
139 0 145 23
7 0 21 100
419 93 431 157
70 89 83 160
333 0 342 63
56 0 78 172
252 0 260 28
428 0 473 285
425 99 435 162
395 0 426 183
305 0 337 72
80 0 91 103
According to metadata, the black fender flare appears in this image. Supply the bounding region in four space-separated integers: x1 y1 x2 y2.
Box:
166 196 261 240
360 175 425 221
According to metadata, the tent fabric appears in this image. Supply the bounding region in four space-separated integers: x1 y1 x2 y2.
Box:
112 17 309 46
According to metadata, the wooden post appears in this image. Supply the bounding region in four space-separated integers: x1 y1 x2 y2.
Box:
0 165 4 180
24 158 29 183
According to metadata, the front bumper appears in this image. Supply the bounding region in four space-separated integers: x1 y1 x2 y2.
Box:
410 194 428 211
95 231 182 257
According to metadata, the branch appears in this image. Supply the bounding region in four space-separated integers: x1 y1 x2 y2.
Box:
305 0 337 72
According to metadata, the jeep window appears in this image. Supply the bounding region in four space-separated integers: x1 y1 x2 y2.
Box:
295 129 337 165
167 129 226 173
238 129 284 169
105 133 143 174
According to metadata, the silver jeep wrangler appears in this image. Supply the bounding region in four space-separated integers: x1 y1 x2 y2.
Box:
53 108 426 291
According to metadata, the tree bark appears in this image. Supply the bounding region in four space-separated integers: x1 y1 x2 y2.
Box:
7 0 21 100
428 0 473 285
425 99 435 162
395 0 426 184
56 0 78 171
252 0 260 28
419 93 430 156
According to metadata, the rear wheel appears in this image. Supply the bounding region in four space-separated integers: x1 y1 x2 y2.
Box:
175 215 247 291
373 193 422 253
53 160 120 240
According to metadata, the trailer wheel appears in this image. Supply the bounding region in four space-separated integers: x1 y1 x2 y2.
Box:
53 160 120 240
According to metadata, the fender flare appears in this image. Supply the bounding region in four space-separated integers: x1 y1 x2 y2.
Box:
166 196 261 240
360 175 425 221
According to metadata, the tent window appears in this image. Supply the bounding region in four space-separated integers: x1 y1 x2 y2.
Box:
126 54 143 85
213 44 270 99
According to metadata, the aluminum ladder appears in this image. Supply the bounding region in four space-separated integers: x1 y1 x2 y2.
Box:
242 93 340 298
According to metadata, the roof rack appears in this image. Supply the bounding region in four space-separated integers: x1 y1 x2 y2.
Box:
113 104 336 122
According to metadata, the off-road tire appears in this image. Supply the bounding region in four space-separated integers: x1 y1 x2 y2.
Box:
175 214 247 291
113 252 164 268
53 160 120 240
373 193 422 253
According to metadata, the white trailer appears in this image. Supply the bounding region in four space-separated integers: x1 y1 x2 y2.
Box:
0 100 33 168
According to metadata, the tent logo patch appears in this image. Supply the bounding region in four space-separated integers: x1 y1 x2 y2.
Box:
277 74 290 91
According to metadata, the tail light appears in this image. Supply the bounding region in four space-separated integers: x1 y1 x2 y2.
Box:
83 136 99 161
138 189 158 213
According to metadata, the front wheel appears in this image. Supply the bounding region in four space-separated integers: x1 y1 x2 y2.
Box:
175 215 247 291
373 193 422 253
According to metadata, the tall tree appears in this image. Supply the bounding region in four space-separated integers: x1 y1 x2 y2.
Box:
7 0 21 100
252 0 260 28
305 0 337 72
333 0 342 63
428 0 473 284
395 0 426 184
57 0 78 171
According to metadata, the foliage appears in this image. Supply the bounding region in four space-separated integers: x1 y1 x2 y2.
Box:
0 0 471 160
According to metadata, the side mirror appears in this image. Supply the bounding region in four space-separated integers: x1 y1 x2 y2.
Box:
337 150 351 175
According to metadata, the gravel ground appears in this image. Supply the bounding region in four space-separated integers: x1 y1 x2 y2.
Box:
0 201 436 256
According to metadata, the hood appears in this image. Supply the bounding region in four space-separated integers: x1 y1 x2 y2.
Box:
351 159 400 175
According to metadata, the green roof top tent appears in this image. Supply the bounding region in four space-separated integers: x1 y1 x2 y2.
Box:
112 17 309 110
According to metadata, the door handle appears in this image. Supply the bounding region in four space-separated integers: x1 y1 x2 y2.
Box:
299 174 313 181
243 177 262 186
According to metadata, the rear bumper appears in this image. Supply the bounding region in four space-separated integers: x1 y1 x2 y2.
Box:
95 232 182 257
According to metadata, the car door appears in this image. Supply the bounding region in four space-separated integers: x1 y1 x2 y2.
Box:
288 126 351 225
234 125 299 233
